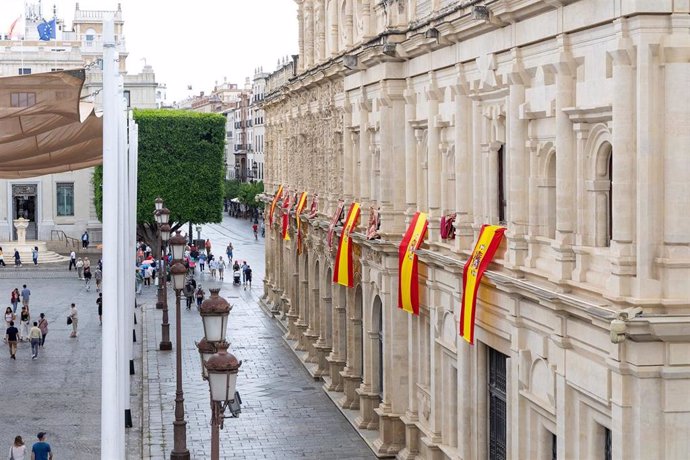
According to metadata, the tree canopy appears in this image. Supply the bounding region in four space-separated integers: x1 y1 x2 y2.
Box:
225 179 264 210
93 109 226 246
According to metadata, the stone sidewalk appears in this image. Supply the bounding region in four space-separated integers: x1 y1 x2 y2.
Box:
142 215 376 459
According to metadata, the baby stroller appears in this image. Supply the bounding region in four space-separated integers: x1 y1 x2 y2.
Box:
233 269 241 286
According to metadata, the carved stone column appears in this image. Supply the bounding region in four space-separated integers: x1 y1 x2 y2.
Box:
426 73 442 241
297 1 305 73
359 88 372 201
315 0 326 62
378 80 406 233
403 81 418 217
505 53 529 272
342 95 354 202
551 37 576 283
303 0 314 69
451 66 474 251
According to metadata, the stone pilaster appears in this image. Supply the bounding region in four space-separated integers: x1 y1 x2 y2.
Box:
403 80 418 217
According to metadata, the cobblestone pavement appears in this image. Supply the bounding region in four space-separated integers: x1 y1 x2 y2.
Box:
143 215 375 459
0 261 143 459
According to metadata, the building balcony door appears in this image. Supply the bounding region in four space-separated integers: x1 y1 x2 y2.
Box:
12 184 38 241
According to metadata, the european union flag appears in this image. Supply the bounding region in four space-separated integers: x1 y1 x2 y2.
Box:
37 18 56 41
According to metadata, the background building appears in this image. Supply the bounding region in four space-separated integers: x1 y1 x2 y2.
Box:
0 2 158 242
262 1 690 459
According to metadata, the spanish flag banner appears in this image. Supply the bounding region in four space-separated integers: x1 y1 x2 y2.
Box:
398 212 428 315
295 192 308 253
269 184 284 226
281 193 293 241
459 224 506 344
333 202 361 287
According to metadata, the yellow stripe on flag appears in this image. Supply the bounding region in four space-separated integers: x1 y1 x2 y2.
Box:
335 202 360 286
399 213 428 314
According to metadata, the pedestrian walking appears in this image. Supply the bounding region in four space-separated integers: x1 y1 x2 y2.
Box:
83 256 91 272
4 307 15 329
5 321 18 359
144 264 152 286
241 261 248 285
218 256 226 281
244 264 253 290
84 265 92 291
97 293 103 325
28 321 42 359
13 248 21 267
195 286 205 309
205 238 212 257
94 267 103 292
68 303 78 338
68 250 76 270
260 220 265 237
76 258 84 280
0 246 6 266
30 432 52 460
8 435 26 459
19 306 30 341
252 222 258 240
21 284 30 308
226 242 233 264
37 313 48 347
135 267 143 294
11 288 20 314
198 252 207 272
32 246 39 265
209 257 218 279
81 230 89 249
183 279 194 310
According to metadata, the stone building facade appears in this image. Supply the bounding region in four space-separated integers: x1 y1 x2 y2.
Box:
262 1 690 459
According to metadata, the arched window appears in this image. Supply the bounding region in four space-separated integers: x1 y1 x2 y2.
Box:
594 142 613 247
546 151 556 239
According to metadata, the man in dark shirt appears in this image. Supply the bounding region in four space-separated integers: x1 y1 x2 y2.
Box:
31 432 53 460
5 320 18 359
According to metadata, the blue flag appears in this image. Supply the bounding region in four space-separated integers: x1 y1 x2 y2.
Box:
37 18 56 41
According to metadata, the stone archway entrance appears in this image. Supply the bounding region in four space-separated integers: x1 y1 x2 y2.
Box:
12 184 38 240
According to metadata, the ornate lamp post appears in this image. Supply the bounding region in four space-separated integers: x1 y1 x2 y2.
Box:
157 204 173 351
169 231 190 460
197 289 241 460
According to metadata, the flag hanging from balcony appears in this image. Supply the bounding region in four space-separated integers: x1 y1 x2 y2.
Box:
281 193 293 241
269 184 283 227
459 224 506 344
333 202 361 287
398 212 428 315
295 192 308 253
327 200 345 248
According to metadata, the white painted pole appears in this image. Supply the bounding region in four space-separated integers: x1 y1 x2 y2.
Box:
117 74 129 441
101 15 124 459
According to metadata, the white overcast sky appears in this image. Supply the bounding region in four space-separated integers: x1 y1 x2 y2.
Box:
2 0 299 102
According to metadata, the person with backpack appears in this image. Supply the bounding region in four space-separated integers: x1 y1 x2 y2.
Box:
244 265 253 290
195 286 205 309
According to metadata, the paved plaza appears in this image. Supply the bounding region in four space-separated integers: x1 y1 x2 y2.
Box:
0 214 374 459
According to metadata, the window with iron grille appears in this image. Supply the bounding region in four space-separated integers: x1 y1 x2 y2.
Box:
488 347 507 460
604 427 612 460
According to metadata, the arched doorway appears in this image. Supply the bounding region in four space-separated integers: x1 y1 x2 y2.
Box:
373 295 383 399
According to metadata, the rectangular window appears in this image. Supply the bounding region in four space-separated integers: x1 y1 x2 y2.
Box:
56 183 74 216
18 68 31 75
497 145 507 224
488 347 507 460
10 92 36 108
551 432 557 460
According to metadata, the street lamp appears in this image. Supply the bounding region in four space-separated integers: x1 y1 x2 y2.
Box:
169 231 190 460
199 288 232 342
197 289 241 460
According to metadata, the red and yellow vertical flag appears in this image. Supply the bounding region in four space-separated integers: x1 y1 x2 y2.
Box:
269 184 283 226
281 193 293 241
398 212 428 315
459 224 506 344
295 192 308 253
333 202 361 287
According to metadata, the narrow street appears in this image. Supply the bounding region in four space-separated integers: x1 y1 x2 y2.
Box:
142 214 376 459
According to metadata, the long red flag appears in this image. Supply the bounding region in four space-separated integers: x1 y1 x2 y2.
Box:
398 212 428 315
333 202 361 287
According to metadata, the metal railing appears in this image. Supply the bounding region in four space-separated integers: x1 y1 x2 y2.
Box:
50 230 80 248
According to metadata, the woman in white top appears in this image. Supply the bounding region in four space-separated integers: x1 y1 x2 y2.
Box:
76 258 84 280
4 307 15 328
69 303 79 338
217 256 226 281
8 435 26 460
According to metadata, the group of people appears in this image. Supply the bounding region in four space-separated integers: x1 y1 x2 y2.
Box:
4 285 50 360
7 432 53 460
0 246 40 267
68 252 102 292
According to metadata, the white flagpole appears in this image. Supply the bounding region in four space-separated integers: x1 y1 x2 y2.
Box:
101 14 124 459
